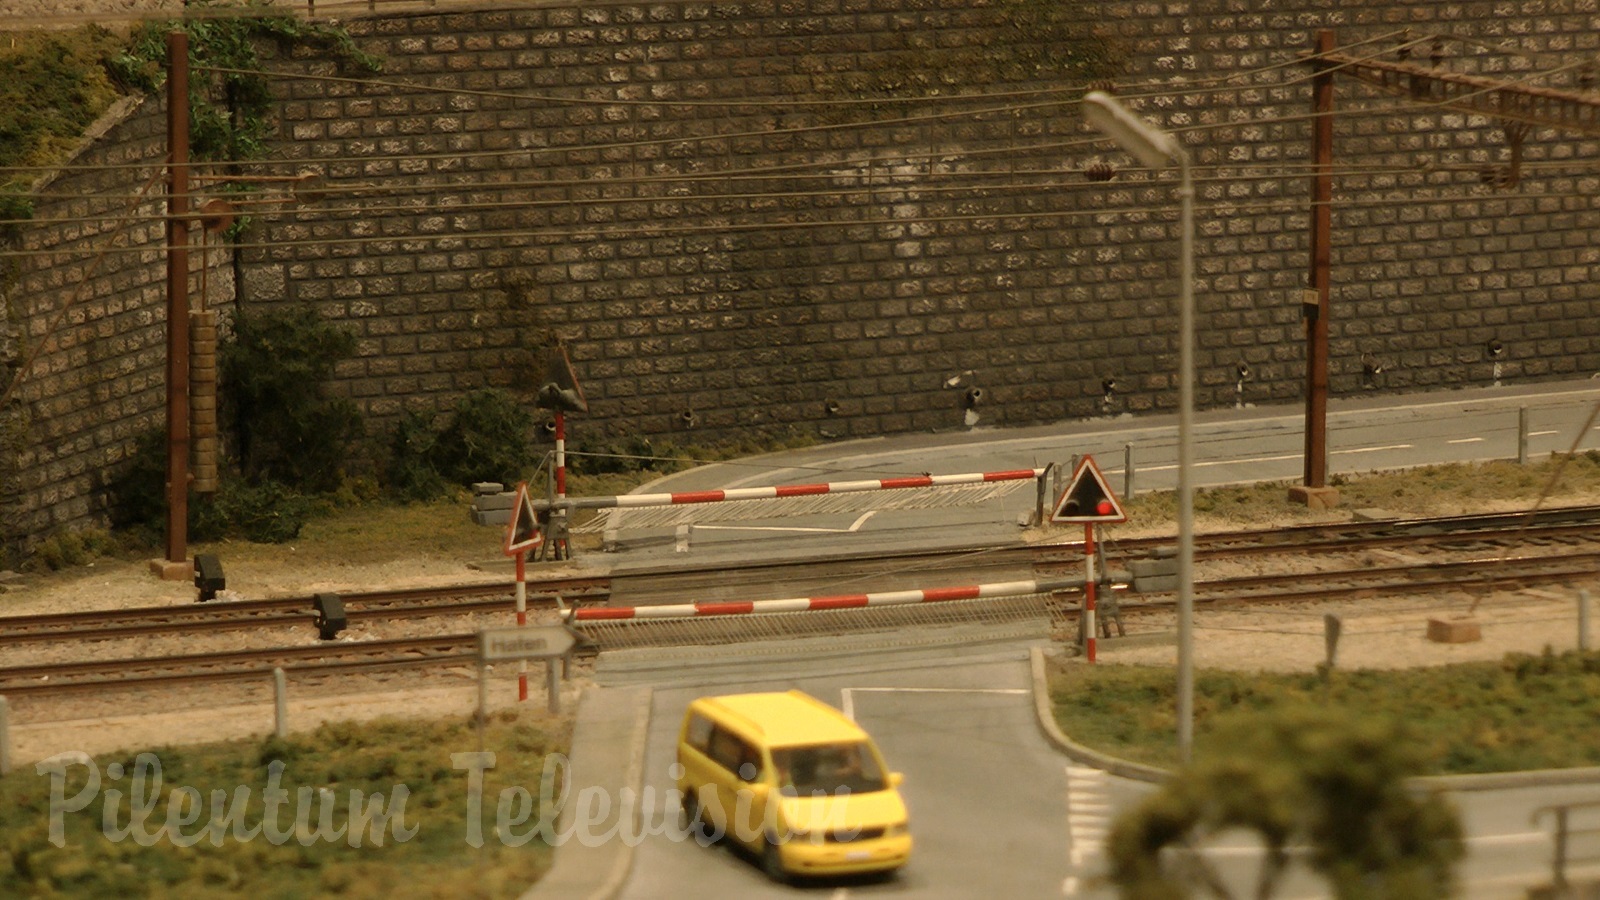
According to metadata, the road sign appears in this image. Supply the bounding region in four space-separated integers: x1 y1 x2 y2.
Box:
1050 455 1128 524
479 626 576 661
503 482 543 556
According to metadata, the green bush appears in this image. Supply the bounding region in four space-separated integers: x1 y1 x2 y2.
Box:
191 478 316 544
221 305 364 494
427 389 536 489
109 429 316 546
384 410 450 502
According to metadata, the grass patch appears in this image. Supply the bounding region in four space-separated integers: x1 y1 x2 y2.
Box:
1 710 570 899
1050 647 1600 774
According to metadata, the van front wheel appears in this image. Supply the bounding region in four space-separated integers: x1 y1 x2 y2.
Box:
761 836 788 883
682 791 710 845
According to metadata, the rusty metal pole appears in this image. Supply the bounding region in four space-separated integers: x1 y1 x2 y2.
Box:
164 29 192 566
1299 30 1336 501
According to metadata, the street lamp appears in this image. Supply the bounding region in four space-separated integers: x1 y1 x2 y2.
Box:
1081 90 1197 763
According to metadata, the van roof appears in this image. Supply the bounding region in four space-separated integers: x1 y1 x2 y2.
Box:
696 690 867 747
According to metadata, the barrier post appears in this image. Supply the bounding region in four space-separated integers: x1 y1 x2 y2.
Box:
517 552 528 702
1124 442 1135 498
1084 524 1097 663
1518 406 1529 465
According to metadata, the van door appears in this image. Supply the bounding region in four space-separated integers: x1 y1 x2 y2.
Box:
704 725 766 848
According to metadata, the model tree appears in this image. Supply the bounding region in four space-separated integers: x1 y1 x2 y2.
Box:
1105 704 1463 899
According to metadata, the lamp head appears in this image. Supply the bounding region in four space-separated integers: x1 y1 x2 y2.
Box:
1082 90 1180 171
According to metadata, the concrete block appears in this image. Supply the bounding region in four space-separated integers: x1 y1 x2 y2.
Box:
473 492 517 511
1288 485 1341 509
472 508 512 526
1130 558 1179 580
1133 574 1179 593
1427 618 1482 644
148 558 193 581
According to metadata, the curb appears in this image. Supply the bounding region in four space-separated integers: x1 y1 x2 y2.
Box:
521 683 653 900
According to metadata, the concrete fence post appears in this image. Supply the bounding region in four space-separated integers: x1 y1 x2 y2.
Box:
273 667 288 739
1518 406 1529 465
1124 442 1135 498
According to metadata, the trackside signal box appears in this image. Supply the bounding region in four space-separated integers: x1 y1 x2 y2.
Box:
1050 455 1127 524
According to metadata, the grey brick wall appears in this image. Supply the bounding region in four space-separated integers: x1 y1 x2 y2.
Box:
3 0 1598 555
237 0 1599 447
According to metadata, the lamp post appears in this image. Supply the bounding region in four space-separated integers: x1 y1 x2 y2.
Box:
1081 90 1196 763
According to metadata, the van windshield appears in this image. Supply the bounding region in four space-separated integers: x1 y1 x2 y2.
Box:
771 742 885 796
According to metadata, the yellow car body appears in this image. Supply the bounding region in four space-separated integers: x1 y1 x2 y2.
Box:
675 690 912 879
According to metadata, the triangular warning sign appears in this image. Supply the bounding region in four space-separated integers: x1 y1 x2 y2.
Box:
1050 455 1127 524
503 482 544 556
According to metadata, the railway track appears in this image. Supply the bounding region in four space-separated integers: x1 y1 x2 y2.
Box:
4 506 1599 699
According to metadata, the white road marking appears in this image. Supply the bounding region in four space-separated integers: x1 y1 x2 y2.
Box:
838 686 1027 721
1064 765 1113 895
1448 437 1485 444
675 512 877 550
1532 430 1559 437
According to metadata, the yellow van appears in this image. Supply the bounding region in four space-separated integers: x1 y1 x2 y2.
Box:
675 690 912 880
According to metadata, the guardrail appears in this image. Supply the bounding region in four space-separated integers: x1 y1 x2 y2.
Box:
1534 801 1600 894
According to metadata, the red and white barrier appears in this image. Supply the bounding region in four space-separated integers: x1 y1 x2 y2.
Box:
535 468 1045 512
570 577 1078 621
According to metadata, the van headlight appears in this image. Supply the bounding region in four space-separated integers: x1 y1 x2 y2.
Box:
884 822 909 838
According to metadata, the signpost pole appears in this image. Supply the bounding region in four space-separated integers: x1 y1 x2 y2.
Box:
516 551 528 702
1084 524 1097 663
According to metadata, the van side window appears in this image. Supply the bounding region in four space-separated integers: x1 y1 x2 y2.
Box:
706 726 758 780
684 713 713 753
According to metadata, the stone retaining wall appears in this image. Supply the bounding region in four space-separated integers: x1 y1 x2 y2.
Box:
3 0 1598 554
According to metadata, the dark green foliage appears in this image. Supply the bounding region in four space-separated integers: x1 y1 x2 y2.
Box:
1106 705 1464 899
190 478 315 543
108 428 315 544
221 305 363 495
107 427 170 543
383 390 539 501
427 389 536 488
384 409 451 502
